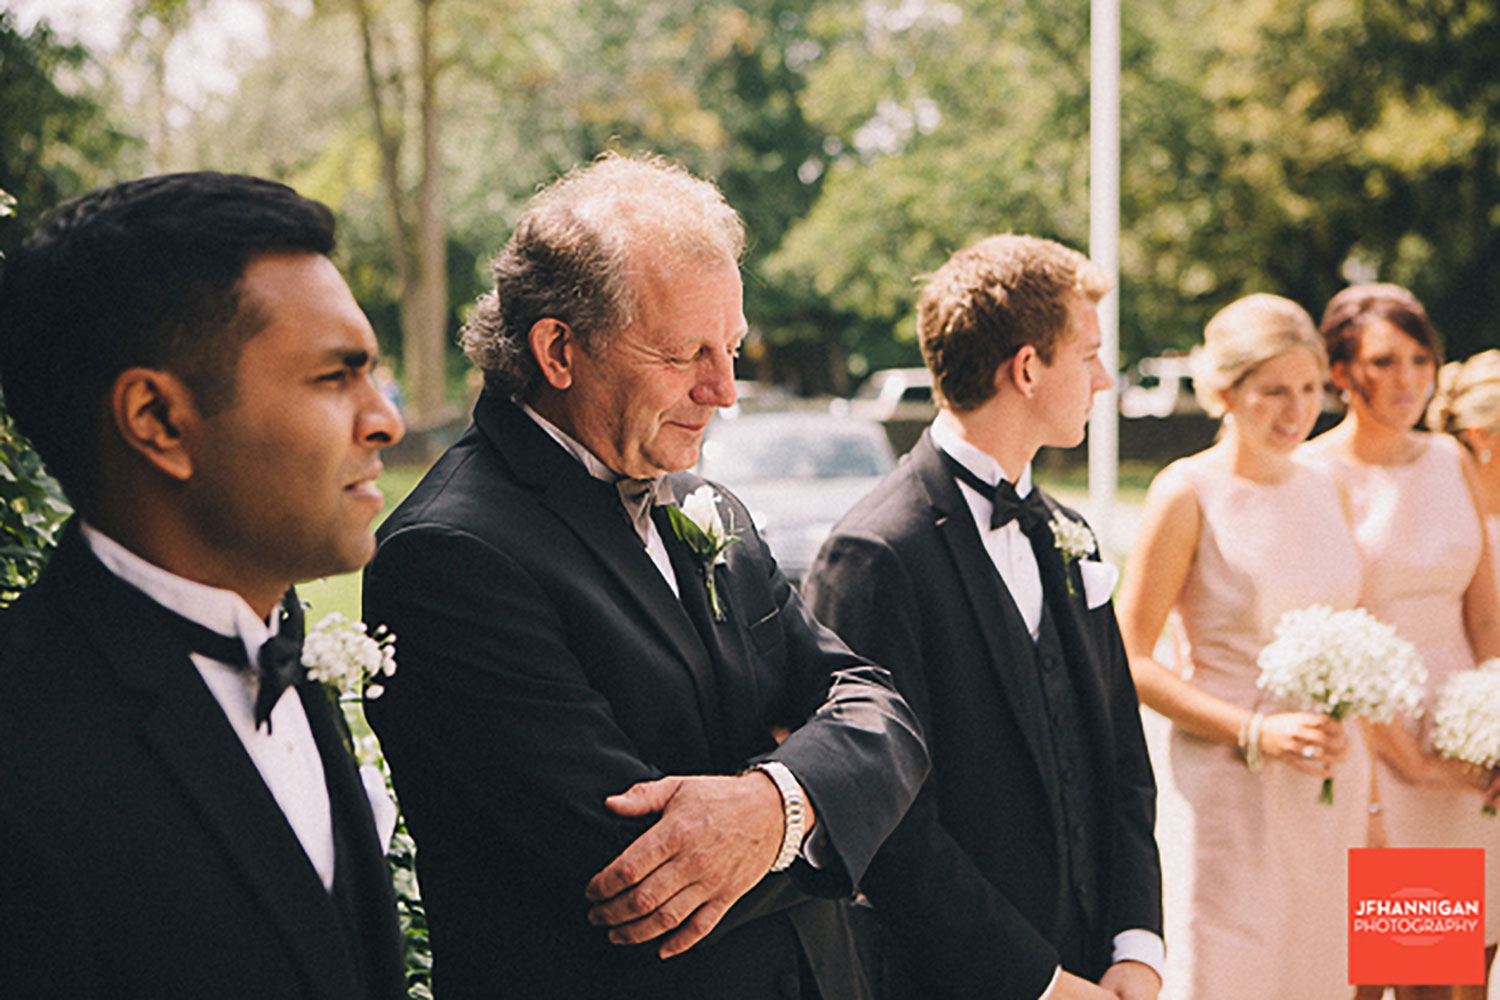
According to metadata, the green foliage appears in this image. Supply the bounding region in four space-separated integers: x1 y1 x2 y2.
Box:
387 820 433 998
0 403 72 608
0 11 137 260
23 0 1500 396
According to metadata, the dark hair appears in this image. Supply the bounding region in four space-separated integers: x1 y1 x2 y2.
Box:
461 152 744 398
1318 282 1444 370
917 234 1110 411
0 171 336 508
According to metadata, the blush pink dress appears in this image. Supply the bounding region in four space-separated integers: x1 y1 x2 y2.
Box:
1321 433 1500 945
1168 453 1367 1000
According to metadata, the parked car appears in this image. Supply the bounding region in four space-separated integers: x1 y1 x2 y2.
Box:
1119 352 1203 418
836 366 936 423
831 366 936 456
697 411 896 585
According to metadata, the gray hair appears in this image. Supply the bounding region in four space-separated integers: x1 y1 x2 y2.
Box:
1193 293 1327 418
461 152 746 398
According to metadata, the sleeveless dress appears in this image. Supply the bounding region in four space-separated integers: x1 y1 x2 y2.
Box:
1168 453 1367 999
1490 514 1500 595
1323 433 1500 944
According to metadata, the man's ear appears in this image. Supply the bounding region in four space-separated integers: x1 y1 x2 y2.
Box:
1004 345 1041 399
109 368 199 482
529 319 576 391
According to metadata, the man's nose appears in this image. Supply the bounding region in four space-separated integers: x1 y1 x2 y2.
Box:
692 350 737 409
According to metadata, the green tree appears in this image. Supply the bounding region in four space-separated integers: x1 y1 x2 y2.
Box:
0 11 137 260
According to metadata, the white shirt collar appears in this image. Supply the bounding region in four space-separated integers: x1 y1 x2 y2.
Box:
520 400 621 483
929 410 1034 497
80 522 273 652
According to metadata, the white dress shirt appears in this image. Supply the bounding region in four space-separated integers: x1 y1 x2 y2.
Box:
927 416 1165 996
520 402 679 596
82 524 337 891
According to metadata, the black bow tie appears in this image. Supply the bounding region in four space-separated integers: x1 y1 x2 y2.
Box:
942 453 1050 534
166 589 306 733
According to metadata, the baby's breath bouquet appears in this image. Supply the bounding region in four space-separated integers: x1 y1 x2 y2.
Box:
1256 605 1427 804
301 612 398 700
1432 658 1500 816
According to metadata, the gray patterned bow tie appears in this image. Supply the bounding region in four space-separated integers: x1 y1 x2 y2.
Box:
616 476 668 544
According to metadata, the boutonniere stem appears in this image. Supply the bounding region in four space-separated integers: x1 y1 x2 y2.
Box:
665 486 739 620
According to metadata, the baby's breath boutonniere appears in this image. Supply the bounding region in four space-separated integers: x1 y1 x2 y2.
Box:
665 485 739 620
301 612 398 701
1048 514 1096 597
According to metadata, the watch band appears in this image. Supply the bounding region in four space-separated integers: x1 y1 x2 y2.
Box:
751 760 806 872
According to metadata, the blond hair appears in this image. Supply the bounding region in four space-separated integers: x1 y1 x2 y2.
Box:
1427 350 1500 446
1193 294 1327 418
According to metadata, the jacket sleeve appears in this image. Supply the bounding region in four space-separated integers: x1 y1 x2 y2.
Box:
713 485 930 896
363 523 664 890
1095 601 1164 940
804 529 1062 1000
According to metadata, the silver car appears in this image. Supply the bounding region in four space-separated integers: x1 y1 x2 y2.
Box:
697 411 896 586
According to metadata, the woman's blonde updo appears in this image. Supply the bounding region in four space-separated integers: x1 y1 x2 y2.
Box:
1427 349 1500 445
1193 293 1328 419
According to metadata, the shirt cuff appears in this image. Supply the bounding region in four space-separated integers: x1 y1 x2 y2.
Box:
1038 965 1063 1000
1111 928 1166 981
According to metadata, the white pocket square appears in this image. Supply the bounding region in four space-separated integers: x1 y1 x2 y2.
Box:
1079 559 1119 610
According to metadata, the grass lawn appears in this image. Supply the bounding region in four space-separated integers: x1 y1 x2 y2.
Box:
297 463 430 625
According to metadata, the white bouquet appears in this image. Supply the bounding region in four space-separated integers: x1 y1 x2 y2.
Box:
301 612 398 700
1431 658 1500 816
1257 604 1427 804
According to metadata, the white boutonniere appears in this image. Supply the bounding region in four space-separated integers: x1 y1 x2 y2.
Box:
1048 514 1097 598
665 485 739 621
1049 514 1096 563
301 612 398 700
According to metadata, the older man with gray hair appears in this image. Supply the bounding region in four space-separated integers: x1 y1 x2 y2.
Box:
363 153 927 1000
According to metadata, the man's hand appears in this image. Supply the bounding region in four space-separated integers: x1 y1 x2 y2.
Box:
584 772 794 959
1050 970 1117 1000
1098 960 1162 1000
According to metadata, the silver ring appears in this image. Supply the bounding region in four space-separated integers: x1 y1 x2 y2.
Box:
1301 746 1317 760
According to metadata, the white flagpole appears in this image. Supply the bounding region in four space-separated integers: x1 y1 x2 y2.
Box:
1089 0 1121 546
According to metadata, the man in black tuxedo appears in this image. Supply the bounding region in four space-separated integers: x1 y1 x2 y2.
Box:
362 152 928 1000
0 173 408 1000
804 235 1164 1000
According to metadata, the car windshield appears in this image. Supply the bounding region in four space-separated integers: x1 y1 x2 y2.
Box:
700 423 891 481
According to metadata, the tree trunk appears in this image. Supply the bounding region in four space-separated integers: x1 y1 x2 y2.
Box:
403 0 451 429
351 0 451 429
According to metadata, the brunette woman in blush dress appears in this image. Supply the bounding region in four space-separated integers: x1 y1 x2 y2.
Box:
1302 286 1500 1000
1117 294 1366 1000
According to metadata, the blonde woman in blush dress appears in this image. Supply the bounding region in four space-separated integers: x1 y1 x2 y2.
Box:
1303 286 1500 1000
1427 350 1500 1000
1117 294 1367 1000
1429 350 1500 580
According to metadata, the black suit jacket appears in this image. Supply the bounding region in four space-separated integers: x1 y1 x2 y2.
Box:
0 525 406 1000
803 431 1162 1000
362 393 927 1000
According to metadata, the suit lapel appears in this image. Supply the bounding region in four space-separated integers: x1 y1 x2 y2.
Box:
1028 495 1115 771
909 435 1056 789
299 684 405 997
651 504 733 766
476 395 725 744
51 532 362 1000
